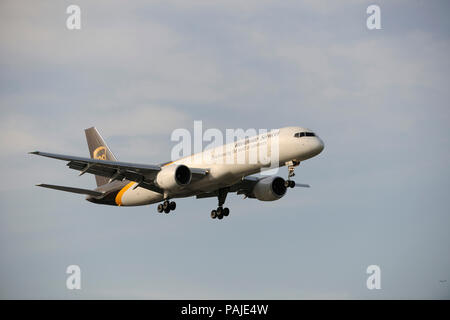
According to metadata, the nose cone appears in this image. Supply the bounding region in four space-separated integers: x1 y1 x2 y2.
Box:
310 137 324 157
316 137 325 154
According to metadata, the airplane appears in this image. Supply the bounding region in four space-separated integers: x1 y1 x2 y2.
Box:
30 126 324 220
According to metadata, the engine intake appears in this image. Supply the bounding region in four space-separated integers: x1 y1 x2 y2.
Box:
155 164 192 190
174 165 191 185
252 176 287 201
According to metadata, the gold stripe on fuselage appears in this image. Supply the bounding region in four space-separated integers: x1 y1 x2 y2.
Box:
115 182 135 206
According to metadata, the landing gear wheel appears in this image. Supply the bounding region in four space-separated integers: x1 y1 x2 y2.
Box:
217 214 223 220
211 210 217 219
169 201 176 211
216 206 224 219
285 180 296 188
162 200 170 210
164 207 170 214
157 204 163 213
223 207 230 217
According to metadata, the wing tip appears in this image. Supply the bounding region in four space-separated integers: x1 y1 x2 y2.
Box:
29 151 39 155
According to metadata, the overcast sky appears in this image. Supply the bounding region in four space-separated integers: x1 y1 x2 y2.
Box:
0 0 449 299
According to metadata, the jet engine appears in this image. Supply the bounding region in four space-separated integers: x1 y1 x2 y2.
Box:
155 164 191 190
252 176 287 201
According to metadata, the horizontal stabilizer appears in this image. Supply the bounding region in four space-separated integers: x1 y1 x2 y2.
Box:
36 184 103 197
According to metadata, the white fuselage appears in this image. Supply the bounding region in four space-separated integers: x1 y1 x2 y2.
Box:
117 126 324 206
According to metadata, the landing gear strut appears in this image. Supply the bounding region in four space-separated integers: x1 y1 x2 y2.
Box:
285 160 300 188
211 188 230 220
157 200 176 214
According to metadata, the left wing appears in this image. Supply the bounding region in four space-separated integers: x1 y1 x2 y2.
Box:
30 151 207 194
196 176 310 199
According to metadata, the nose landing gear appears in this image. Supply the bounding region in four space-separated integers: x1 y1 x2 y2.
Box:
157 200 176 214
285 160 300 188
285 180 296 188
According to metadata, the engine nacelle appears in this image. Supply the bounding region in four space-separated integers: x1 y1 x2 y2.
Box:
252 176 287 201
155 164 191 190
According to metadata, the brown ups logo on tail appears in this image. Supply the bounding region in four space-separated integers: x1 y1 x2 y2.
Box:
93 146 107 160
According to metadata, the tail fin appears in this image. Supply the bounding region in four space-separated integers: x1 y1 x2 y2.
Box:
85 127 117 187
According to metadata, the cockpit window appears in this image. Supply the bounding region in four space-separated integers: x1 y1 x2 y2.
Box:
294 132 315 138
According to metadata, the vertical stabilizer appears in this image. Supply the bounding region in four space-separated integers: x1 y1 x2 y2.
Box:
84 127 117 187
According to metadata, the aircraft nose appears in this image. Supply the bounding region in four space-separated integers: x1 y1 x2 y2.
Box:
313 136 324 155
317 137 324 153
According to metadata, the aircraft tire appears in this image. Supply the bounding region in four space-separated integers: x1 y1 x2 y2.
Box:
216 208 224 219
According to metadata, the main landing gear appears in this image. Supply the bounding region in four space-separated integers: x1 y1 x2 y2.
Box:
211 207 229 220
157 200 176 214
285 160 300 189
210 188 230 220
